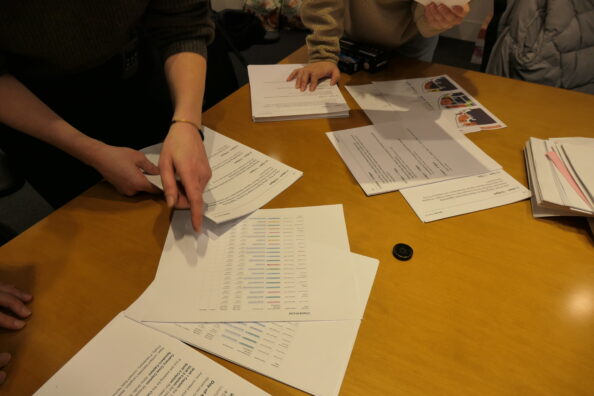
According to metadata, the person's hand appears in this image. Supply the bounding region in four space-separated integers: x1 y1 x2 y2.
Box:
159 121 211 232
89 144 161 196
0 283 33 385
287 61 340 92
424 2 470 31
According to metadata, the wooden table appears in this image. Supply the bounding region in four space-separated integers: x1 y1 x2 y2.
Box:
1 47 593 395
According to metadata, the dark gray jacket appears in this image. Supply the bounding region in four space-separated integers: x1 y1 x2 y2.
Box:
486 0 594 94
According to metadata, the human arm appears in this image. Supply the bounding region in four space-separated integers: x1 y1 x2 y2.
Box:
0 74 160 196
160 52 211 232
286 0 345 91
142 0 214 231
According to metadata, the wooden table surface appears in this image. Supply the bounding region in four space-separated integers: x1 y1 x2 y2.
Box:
1 46 593 395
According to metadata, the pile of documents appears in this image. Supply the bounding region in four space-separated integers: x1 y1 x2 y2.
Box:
328 85 530 222
36 204 379 396
248 64 350 122
524 137 594 218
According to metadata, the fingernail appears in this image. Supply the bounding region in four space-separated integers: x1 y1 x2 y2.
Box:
166 195 175 207
23 293 32 300
0 352 11 362
13 319 25 329
21 307 31 316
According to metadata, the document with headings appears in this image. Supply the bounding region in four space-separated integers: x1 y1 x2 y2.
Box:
327 119 501 196
142 127 302 223
372 75 506 133
401 170 531 222
143 253 378 396
346 75 505 133
35 314 269 396
127 206 362 323
248 64 349 122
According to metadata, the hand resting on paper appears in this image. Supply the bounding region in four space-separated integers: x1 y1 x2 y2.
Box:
287 61 340 92
159 121 212 232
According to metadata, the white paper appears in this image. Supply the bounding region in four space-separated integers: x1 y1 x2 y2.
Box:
345 75 506 134
529 138 591 213
142 127 302 223
35 314 269 396
560 143 594 203
524 139 594 217
248 64 349 122
127 206 362 323
326 119 500 196
144 254 378 396
401 169 531 222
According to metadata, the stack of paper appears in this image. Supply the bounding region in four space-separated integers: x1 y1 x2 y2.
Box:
125 205 378 396
248 64 350 122
346 74 506 134
37 205 378 396
142 127 302 224
327 118 531 222
524 137 594 217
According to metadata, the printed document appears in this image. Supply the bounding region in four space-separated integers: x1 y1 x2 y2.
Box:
142 127 302 223
346 75 505 133
401 170 531 222
327 119 500 195
144 253 378 396
35 314 269 395
127 206 362 323
248 64 349 122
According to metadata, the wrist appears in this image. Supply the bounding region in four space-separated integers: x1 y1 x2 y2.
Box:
170 119 204 140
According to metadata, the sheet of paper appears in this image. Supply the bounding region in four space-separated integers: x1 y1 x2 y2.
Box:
345 84 409 125
401 169 531 222
353 75 506 133
127 206 362 323
35 314 269 396
248 64 349 122
143 254 378 396
326 119 500 196
546 151 593 210
530 138 592 213
560 143 594 203
142 127 302 223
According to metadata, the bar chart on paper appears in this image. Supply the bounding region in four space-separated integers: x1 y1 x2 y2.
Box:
197 214 310 313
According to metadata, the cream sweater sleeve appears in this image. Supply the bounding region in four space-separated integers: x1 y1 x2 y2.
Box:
301 0 346 64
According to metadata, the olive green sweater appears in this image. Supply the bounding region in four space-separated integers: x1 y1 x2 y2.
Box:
0 0 214 78
302 0 447 63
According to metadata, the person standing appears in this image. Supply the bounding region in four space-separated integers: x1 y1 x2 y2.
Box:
0 0 215 231
288 1 470 91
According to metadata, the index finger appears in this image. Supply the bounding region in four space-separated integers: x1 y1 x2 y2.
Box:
287 69 300 81
159 158 179 207
177 168 208 232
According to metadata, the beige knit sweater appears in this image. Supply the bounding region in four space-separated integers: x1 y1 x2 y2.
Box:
302 0 446 63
